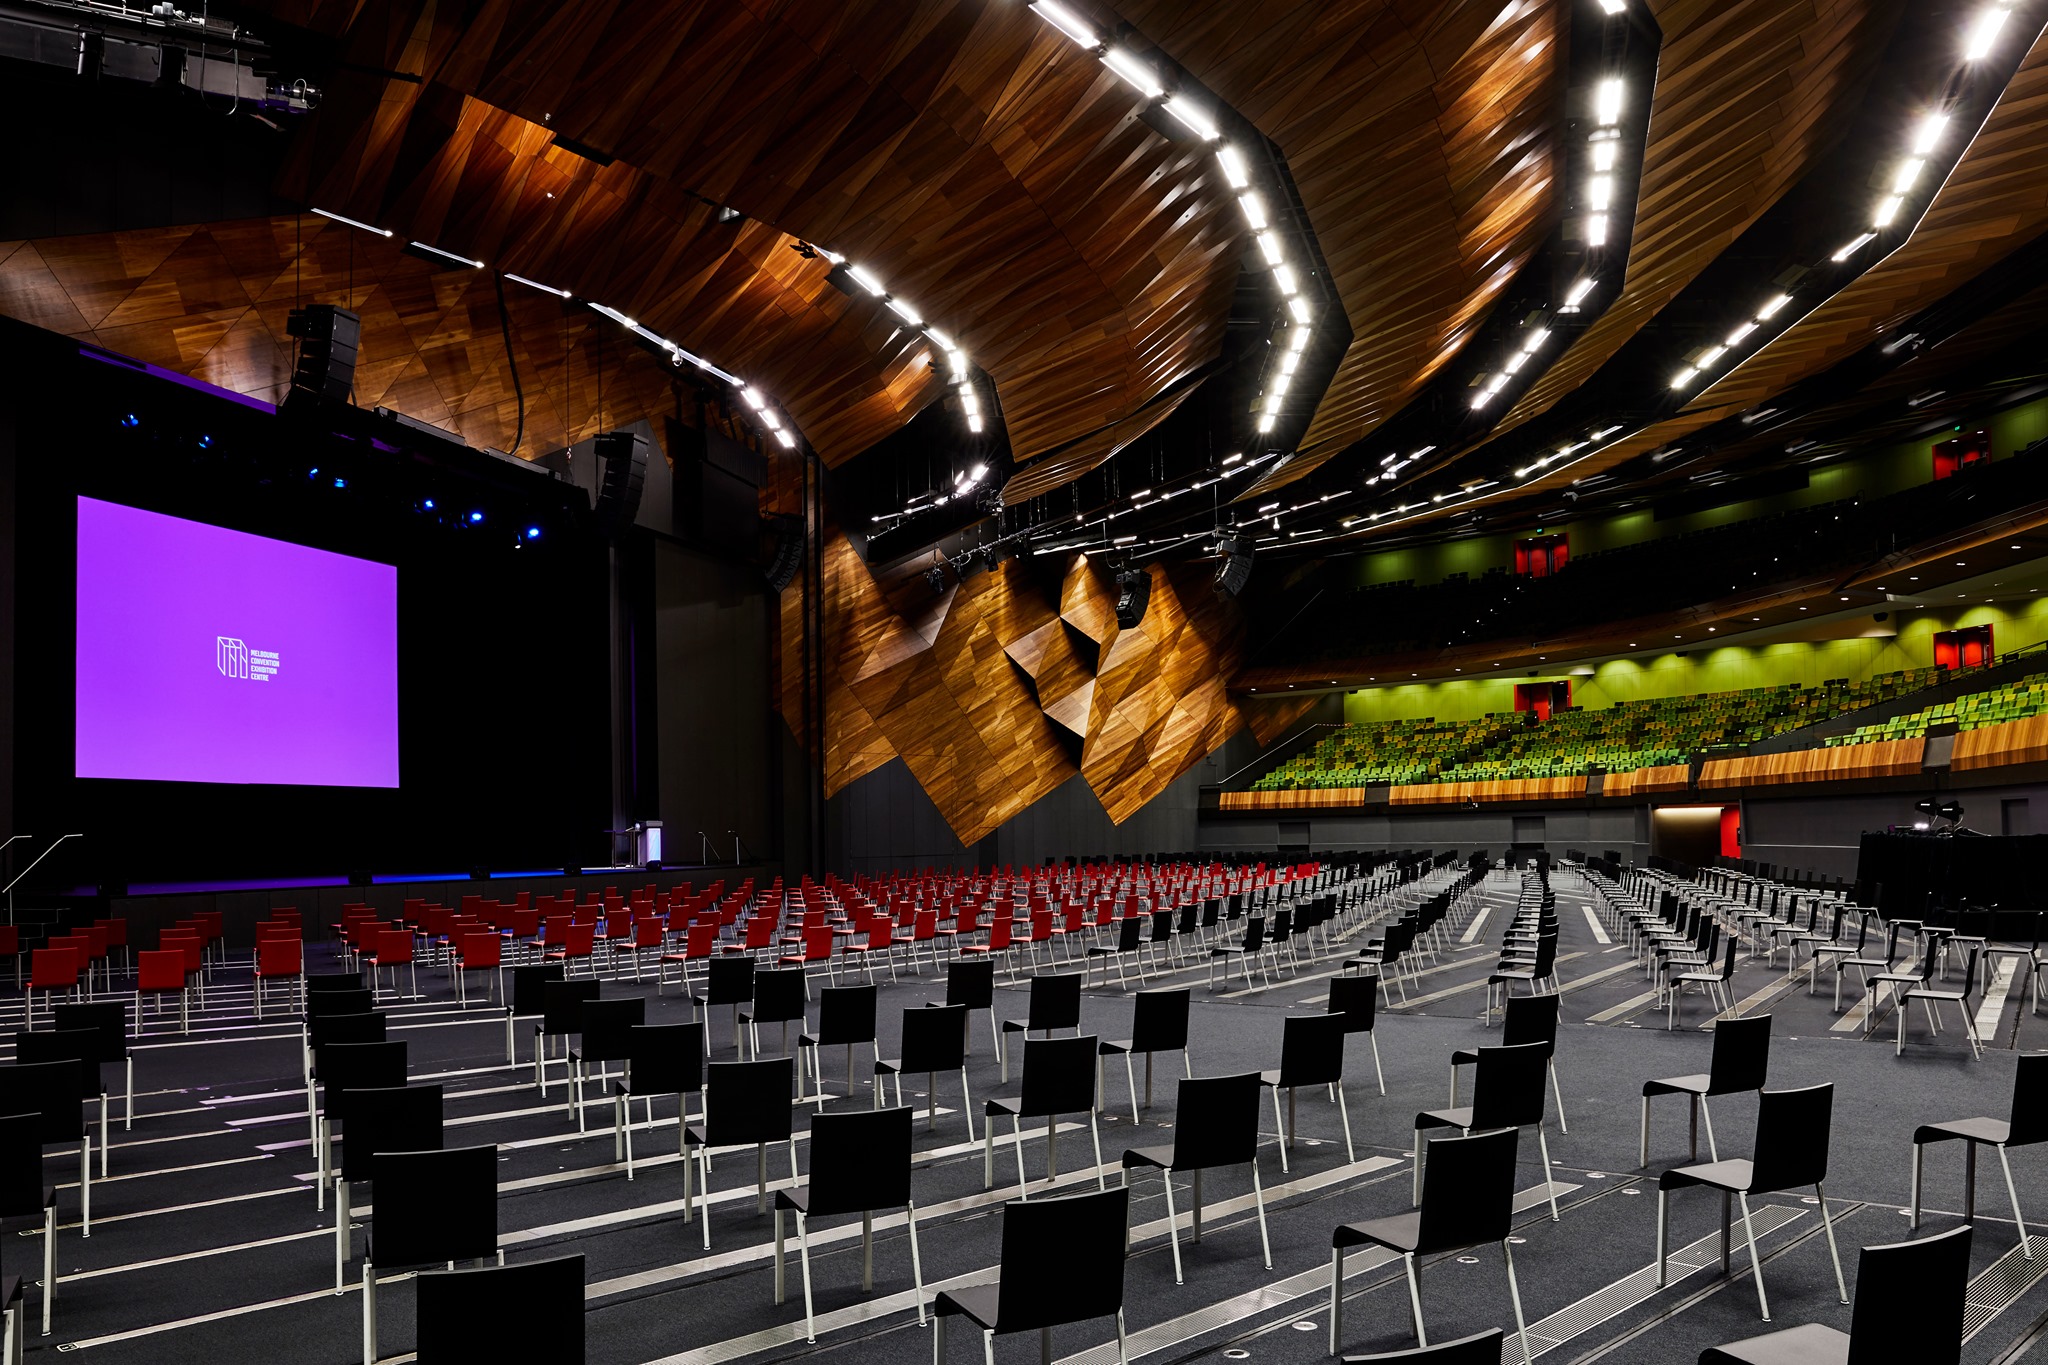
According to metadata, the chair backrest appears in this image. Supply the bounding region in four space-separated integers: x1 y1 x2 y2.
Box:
625 1022 705 1098
703 1058 796 1147
540 980 602 1037
459 930 502 969
1129 987 1191 1052
367 1145 499 1269
51 1002 129 1061
1327 972 1379 1034
308 969 366 994
338 1083 444 1182
310 1010 387 1054
1016 1034 1100 1118
1845 1224 1970 1365
416 1253 585 1365
0 1112 49 1218
1705 1012 1773 1096
1415 1126 1519 1255
137 948 185 991
1149 910 1175 945
1167 1072 1263 1171
508 963 566 1018
990 1186 1129 1334
1338 1329 1505 1364
813 985 878 1046
2008 1052 2048 1147
898 1004 969 1073
1025 972 1083 1032
309 987 378 1021
576 998 647 1063
1115 914 1144 951
805 1105 914 1217
1498 992 1560 1054
258 937 303 976
751 968 808 1026
320 1041 409 1126
13 1029 103 1094
945 958 994 1010
1467 1042 1550 1131
1748 1083 1834 1194
1275 1012 1347 1089
703 956 756 1007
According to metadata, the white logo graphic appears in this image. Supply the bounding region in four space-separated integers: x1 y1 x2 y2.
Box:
217 636 280 682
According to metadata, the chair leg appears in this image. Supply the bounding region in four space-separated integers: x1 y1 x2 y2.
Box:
960 1068 976 1143
41 1206 54 1336
1413 1125 1424 1207
907 1198 927 1324
1737 1192 1770 1321
1273 1088 1290 1174
1336 1086 1355 1164
1549 1058 1568 1134
1639 1096 1651 1169
1502 1238 1533 1365
796 1211 818 1342
1403 1252 1428 1346
1089 1112 1105 1191
1910 1139 1924 1229
361 1263 377 1365
1250 1155 1272 1269
1998 1146 2032 1260
1655 1188 1668 1287
1012 1115 1028 1200
1816 1182 1847 1304
1329 1247 1345 1355
1160 1170 1184 1285
1536 1127 1559 1221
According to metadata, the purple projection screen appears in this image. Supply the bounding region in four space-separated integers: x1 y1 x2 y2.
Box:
74 497 400 787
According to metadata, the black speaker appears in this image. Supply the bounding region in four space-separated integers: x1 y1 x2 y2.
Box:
593 429 649 538
347 868 373 887
764 515 804 591
468 865 492 882
1114 567 1152 628
284 305 360 407
1213 535 1254 598
562 864 583 878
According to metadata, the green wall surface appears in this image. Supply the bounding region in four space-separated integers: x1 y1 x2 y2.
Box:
1343 394 2048 591
1341 596 2048 724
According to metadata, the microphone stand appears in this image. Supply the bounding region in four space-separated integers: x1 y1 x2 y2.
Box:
5 833 83 924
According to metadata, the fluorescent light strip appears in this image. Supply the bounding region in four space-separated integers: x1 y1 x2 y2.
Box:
505 273 572 298
1101 47 1164 98
408 242 484 268
1029 0 1099 47
1164 95 1220 141
312 208 393 238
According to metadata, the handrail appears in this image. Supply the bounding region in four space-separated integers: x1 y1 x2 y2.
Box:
5 833 82 921
1213 721 1344 789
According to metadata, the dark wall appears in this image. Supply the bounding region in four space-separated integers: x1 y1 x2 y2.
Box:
652 538 775 865
824 726 1266 874
1202 806 1644 863
1737 781 2048 881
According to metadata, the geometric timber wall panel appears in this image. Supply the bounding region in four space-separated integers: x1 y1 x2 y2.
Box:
778 532 1316 845
0 214 683 458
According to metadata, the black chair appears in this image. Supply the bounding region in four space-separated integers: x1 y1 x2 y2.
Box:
1001 972 1083 1083
1910 1051 2048 1258
1086 913 1146 988
984 1034 1105 1199
685 1057 798 1249
314 1039 408 1210
306 1009 386 1158
797 984 879 1108
0 1061 94 1238
1329 973 1388 1097
568 997 645 1131
1897 943 1982 1058
332 1083 443 1293
1329 1127 1531 1361
503 962 564 1065
877 1004 975 1140
773 1106 925 1342
1450 992 1559 1127
1343 1330 1505 1363
1097 987 1192 1122
934 1186 1129 1365
1261 1013 1356 1170
1414 1042 1557 1221
945 958 999 1056
362 1145 500 1364
52 1002 132 1133
417 1253 584 1364
1642 1013 1772 1166
533 979 601 1096
1119 1072 1271 1283
1655 1083 1847 1321
0 1114 56 1338
1210 915 1268 988
1668 937 1739 1031
1697 1223 1970 1365
741 967 809 1060
614 1021 706 1180
695 956 757 1053
13 1030 109 1178
304 986 378 1080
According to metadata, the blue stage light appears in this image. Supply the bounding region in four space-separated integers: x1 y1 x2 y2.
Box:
423 499 435 510
333 477 347 489
197 434 213 449
525 525 541 540
119 413 140 428
469 511 484 523
308 467 320 479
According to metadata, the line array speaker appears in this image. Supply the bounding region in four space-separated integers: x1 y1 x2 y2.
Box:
1114 566 1152 628
283 305 360 408
593 429 648 538
1213 535 1254 598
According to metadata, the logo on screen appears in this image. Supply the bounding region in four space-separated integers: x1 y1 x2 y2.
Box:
216 636 280 682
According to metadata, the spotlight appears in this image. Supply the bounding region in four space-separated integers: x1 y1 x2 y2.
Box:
924 565 948 594
197 434 212 449
120 413 140 428
526 525 542 540
423 499 435 510
469 511 485 524
333 478 347 489
308 467 320 479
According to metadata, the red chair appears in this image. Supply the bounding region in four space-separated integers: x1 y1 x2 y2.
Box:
366 928 417 1000
841 919 898 985
613 916 666 982
659 921 718 995
727 913 778 959
92 917 130 978
547 921 598 977
452 930 502 1006
136 949 191 1034
960 915 1015 979
28 946 81 1019
194 910 225 968
157 931 206 1007
254 937 303 1018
